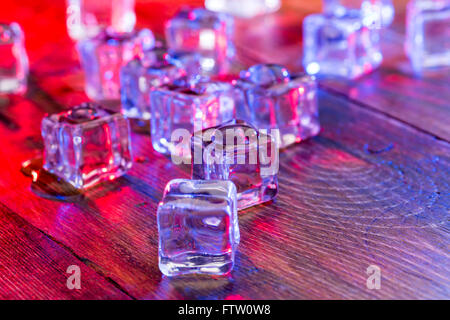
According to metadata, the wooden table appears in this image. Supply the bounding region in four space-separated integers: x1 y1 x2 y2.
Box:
0 0 448 299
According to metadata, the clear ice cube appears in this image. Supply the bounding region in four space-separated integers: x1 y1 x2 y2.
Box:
0 22 29 94
191 119 279 210
165 7 234 75
205 0 281 18
66 0 136 40
78 28 155 101
168 50 220 80
303 11 383 79
238 64 320 148
240 64 291 86
405 0 450 72
150 81 234 158
120 47 186 120
41 102 132 189
322 0 395 27
158 179 239 276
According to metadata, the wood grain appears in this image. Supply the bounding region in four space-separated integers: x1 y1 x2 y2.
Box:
0 0 448 299
0 204 131 299
1 89 448 299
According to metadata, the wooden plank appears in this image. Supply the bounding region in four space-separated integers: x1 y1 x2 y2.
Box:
0 0 447 300
1 87 448 299
0 204 131 299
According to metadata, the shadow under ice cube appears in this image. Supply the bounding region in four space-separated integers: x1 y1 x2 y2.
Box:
191 120 279 210
41 103 132 189
303 12 383 79
0 22 29 94
158 179 239 276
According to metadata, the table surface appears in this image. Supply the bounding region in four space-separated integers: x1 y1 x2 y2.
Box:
0 0 448 300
